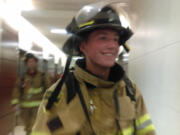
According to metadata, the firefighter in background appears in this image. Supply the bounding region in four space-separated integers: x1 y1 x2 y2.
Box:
11 53 52 135
31 1 156 135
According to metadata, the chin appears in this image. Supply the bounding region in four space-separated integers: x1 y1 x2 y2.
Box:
100 61 115 68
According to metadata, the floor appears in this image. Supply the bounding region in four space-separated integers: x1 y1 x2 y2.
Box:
8 126 26 135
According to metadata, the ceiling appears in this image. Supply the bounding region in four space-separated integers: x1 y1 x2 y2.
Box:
21 0 101 50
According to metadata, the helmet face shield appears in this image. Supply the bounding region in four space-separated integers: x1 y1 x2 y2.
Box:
75 1 110 26
74 1 131 31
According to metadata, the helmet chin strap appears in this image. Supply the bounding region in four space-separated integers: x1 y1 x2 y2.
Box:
122 44 130 53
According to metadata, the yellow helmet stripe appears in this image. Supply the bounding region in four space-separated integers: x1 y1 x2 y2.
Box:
79 20 95 28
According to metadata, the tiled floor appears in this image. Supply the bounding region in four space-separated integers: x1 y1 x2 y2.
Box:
8 126 26 135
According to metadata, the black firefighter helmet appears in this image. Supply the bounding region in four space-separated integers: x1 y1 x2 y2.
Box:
24 53 38 63
63 1 133 56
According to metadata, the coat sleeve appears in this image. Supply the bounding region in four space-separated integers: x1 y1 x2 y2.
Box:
133 84 156 135
11 77 21 105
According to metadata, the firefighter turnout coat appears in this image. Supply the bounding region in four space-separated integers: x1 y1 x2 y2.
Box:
11 71 51 108
11 71 52 132
31 59 156 135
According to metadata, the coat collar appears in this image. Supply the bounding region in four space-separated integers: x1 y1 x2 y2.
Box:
74 59 125 88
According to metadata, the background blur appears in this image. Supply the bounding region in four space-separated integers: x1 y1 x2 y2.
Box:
0 0 180 135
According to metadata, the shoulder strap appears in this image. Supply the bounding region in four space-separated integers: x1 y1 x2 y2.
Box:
70 73 96 135
46 56 72 110
122 74 137 135
49 72 95 134
113 89 122 134
65 72 77 104
122 74 136 102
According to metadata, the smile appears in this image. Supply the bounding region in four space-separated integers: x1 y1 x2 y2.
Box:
102 52 116 57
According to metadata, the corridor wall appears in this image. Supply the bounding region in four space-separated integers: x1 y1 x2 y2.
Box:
128 0 180 134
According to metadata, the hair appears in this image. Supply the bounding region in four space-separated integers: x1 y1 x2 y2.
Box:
25 53 38 64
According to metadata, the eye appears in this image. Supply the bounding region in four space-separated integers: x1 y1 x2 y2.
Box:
99 36 108 40
114 37 119 42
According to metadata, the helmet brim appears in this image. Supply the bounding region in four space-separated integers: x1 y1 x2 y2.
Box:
63 24 133 56
77 23 133 44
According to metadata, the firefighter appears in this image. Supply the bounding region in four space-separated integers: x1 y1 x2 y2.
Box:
31 1 156 135
11 53 52 135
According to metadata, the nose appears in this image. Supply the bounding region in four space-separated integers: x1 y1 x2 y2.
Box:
107 38 119 49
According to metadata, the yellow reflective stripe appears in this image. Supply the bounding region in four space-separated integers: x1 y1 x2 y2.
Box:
136 114 155 135
28 87 43 94
43 106 51 115
11 99 19 105
117 126 134 135
79 20 95 28
136 114 150 126
30 131 50 135
122 126 134 135
21 101 41 108
137 124 155 135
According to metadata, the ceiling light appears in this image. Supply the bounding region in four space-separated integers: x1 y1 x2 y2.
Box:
51 29 67 35
1 0 67 66
6 0 34 11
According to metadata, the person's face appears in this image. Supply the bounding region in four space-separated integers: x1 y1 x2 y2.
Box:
80 29 119 68
26 58 37 70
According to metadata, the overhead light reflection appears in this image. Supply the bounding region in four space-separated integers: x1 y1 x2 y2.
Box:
51 29 68 35
6 0 34 11
83 6 93 12
0 0 67 66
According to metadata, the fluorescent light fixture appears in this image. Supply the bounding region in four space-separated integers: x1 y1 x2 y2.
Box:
2 42 18 47
6 0 34 11
51 29 67 35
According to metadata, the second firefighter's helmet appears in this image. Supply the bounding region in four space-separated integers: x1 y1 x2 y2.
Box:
24 53 38 63
63 1 133 56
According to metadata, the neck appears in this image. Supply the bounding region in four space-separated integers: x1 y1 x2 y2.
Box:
86 62 110 80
